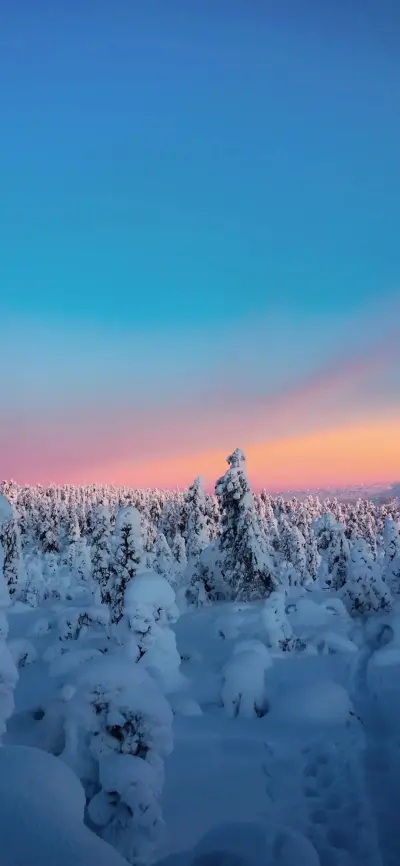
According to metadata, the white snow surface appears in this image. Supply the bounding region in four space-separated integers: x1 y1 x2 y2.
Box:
5 585 400 866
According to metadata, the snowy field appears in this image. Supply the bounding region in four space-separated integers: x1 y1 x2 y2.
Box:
1 451 400 866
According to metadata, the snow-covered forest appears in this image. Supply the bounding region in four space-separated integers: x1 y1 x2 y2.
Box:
1 449 400 866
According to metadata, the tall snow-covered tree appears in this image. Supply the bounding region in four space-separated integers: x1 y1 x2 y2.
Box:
109 506 143 623
314 513 350 590
185 477 210 564
0 495 23 598
39 500 60 554
91 505 112 606
171 532 187 572
0 536 19 740
215 449 278 601
153 532 176 585
383 516 400 592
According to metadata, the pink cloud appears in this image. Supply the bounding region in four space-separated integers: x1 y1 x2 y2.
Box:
1 333 398 484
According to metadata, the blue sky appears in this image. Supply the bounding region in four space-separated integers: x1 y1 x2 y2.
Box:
1 0 399 485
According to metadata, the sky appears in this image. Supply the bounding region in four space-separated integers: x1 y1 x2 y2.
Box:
1 0 399 490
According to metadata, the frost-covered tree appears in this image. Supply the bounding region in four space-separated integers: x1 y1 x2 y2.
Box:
22 554 45 607
185 477 210 563
63 654 173 865
109 506 143 623
91 505 112 606
152 533 176 585
204 494 220 540
43 552 60 598
306 530 320 581
383 516 400 591
215 449 278 601
0 495 23 598
124 572 184 694
39 501 60 554
342 539 393 615
314 513 350 590
0 538 19 740
279 518 309 583
171 532 187 572
328 533 350 591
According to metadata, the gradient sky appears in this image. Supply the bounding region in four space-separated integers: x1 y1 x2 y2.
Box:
1 0 399 489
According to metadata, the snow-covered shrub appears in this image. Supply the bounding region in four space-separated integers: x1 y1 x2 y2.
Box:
48 647 104 678
63 654 173 864
261 591 306 653
221 639 271 719
30 615 54 637
43 552 60 598
8 637 37 668
109 506 143 623
21 553 45 607
124 572 184 694
216 449 278 601
57 604 110 641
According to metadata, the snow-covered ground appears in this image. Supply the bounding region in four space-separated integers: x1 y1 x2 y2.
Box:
5 592 400 866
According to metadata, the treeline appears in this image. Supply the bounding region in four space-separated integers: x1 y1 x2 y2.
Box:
0 449 400 615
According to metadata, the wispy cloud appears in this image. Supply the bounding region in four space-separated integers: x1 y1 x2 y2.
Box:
1 327 398 484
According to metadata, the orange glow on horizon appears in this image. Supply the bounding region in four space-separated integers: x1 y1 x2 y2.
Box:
72 417 400 491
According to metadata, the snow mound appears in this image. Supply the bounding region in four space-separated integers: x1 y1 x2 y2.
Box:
125 570 179 626
272 826 320 866
8 638 37 668
221 639 271 719
0 745 129 865
192 822 269 866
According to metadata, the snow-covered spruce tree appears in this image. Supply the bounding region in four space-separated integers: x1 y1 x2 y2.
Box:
278 518 309 584
39 501 60 554
74 537 92 591
204 494 220 540
171 532 187 573
215 449 278 601
262 495 280 552
314 513 350 590
342 539 393 615
109 506 143 624
0 494 23 598
0 537 19 741
63 654 173 865
91 505 112 606
383 516 400 592
152 533 176 585
306 530 320 581
185 477 210 564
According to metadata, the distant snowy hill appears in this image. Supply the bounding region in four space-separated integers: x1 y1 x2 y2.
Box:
273 482 400 503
